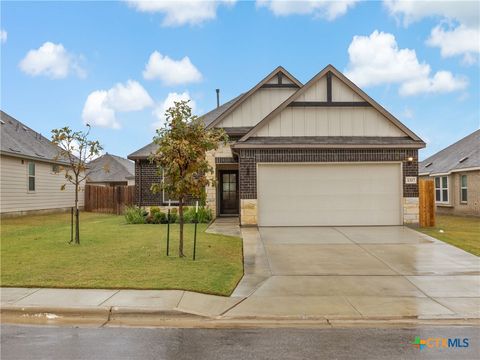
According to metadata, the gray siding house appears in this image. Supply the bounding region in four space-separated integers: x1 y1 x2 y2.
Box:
419 130 479 217
0 111 84 216
129 65 425 226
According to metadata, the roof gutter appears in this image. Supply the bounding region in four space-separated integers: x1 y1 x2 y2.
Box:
232 143 426 150
0 150 71 165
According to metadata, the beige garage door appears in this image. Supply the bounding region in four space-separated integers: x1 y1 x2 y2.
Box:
257 163 402 226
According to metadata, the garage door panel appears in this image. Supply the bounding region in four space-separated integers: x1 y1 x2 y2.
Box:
257 163 401 226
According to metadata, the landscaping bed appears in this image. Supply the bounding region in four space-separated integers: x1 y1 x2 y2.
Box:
1 212 243 296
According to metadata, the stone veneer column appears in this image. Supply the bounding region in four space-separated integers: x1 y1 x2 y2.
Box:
403 197 419 224
240 199 257 225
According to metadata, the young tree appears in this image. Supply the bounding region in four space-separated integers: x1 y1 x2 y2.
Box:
51 125 102 245
150 100 227 257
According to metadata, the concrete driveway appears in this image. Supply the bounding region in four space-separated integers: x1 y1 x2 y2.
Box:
227 226 480 319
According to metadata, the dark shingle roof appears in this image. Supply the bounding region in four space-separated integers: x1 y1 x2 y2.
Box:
199 94 244 127
234 136 423 148
87 153 135 183
0 110 69 164
419 129 480 175
128 94 243 160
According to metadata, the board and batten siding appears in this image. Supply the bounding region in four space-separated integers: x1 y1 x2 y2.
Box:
255 107 406 137
217 88 297 128
0 155 85 214
255 74 406 137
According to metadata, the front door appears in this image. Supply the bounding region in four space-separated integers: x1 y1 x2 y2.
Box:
220 170 239 215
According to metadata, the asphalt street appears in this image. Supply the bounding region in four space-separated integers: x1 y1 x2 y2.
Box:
1 325 479 360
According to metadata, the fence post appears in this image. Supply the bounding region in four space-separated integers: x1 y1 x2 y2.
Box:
70 207 74 243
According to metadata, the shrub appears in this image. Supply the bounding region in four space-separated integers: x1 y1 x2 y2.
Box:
169 207 178 223
124 206 146 224
150 206 161 216
182 207 196 223
197 207 213 223
153 211 167 224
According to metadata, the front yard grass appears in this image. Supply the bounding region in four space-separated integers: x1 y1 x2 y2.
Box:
1 212 243 296
417 214 480 256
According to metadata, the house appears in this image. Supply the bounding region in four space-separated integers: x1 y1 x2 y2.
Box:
0 111 84 216
419 130 479 217
129 65 425 226
87 153 135 187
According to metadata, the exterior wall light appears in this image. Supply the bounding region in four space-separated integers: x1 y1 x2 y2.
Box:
407 157 414 163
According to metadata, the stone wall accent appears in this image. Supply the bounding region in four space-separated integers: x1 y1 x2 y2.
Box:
238 148 419 199
403 197 419 224
240 199 257 225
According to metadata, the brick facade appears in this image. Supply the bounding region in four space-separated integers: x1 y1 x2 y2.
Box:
134 160 163 206
238 148 419 199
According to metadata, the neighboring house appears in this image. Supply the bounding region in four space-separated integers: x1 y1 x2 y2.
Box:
419 130 479 217
129 65 425 226
87 153 135 187
0 111 84 216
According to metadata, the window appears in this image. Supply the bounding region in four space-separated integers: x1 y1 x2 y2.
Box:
52 164 59 173
460 175 468 203
435 176 448 203
28 161 35 192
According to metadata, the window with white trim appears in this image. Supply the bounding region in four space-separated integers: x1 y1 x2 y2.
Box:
28 161 35 192
435 176 448 203
460 175 467 203
162 168 178 204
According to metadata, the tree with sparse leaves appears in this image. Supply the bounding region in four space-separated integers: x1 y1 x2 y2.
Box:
150 100 227 257
51 125 102 245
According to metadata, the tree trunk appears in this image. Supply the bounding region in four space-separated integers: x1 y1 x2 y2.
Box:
75 180 80 245
178 198 185 257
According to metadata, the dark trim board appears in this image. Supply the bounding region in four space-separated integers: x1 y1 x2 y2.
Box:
327 71 332 102
288 101 372 107
260 83 300 89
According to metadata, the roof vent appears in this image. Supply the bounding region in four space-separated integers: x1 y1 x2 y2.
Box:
459 156 469 163
22 126 28 131
0 119 4 125
35 152 45 158
9 147 21 153
425 162 432 168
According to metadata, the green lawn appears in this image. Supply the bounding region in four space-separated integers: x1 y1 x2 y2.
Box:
1 212 244 296
416 214 480 256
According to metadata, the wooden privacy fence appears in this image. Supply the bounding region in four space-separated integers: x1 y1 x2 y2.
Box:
84 185 135 215
419 179 435 227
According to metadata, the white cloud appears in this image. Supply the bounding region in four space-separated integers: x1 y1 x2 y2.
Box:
152 91 196 128
345 30 468 96
399 70 468 96
82 80 154 129
384 0 479 65
19 42 85 79
126 0 236 26
427 24 479 64
383 0 479 27
143 51 202 86
0 29 6 44
256 0 358 20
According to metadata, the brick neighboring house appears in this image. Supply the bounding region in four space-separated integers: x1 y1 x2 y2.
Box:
129 65 425 226
419 130 479 217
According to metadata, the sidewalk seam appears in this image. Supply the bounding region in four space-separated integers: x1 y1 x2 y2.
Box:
9 288 42 304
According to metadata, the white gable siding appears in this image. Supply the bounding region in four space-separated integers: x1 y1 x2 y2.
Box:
297 76 327 101
254 73 407 137
255 107 407 137
265 75 296 85
0 155 85 214
216 88 296 128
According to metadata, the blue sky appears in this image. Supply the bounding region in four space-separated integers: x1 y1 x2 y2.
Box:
1 1 479 160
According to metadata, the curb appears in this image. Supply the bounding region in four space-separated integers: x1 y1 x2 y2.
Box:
2 305 480 328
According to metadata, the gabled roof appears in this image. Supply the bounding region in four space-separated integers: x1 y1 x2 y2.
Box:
419 129 480 176
0 110 70 164
200 93 244 128
205 66 302 129
87 153 135 183
238 64 425 146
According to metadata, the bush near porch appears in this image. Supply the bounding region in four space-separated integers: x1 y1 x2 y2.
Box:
417 214 480 256
1 212 243 296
